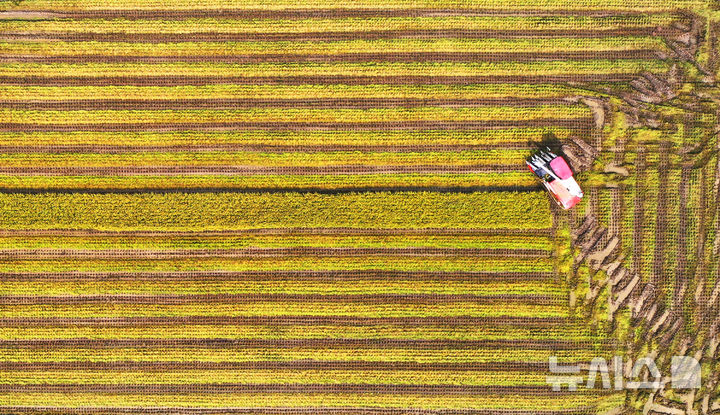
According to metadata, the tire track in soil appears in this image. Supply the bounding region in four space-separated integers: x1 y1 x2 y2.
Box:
690 157 712 313
651 140 671 290
632 146 646 279
674 163 691 309
609 137 625 252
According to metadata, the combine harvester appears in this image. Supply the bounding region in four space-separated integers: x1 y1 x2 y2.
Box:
527 148 583 209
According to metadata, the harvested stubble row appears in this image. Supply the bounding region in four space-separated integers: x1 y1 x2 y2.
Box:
0 0 688 412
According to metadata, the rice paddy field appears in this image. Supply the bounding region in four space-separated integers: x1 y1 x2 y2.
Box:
0 0 719 414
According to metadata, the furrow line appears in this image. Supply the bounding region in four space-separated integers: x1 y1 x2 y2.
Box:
0 74 636 86
0 118 594 132
0 247 549 259
0 338 612 350
0 228 554 237
0 270 557 282
0 165 527 176
0 97 570 110
0 28 659 41
0 185 543 194
0 360 566 372
0 144 536 153
0 315 568 326
0 9 668 19
0 293 561 305
0 50 663 63
0 383 607 395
